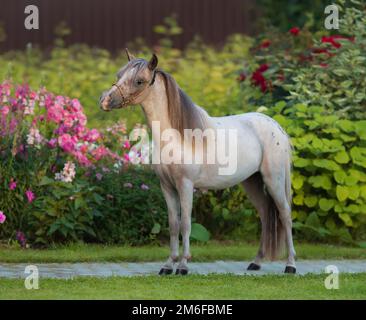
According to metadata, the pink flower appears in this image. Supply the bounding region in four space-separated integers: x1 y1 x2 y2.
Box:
47 138 57 149
9 179 17 190
123 140 131 149
47 104 64 124
79 144 89 154
0 211 6 224
83 129 100 143
123 182 133 188
91 146 108 161
141 184 149 190
96 173 103 181
58 134 77 153
16 231 26 247
1 106 9 116
25 190 35 203
73 151 92 167
123 154 130 162
71 99 82 111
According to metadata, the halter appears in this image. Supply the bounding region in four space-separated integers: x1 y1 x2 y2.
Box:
111 70 157 109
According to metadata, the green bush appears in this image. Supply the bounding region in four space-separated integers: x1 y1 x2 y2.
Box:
92 166 169 245
193 186 259 241
265 101 366 243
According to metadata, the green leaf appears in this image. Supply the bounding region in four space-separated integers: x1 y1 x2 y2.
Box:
348 187 360 200
338 213 353 227
334 171 346 184
294 157 311 168
292 174 304 190
190 223 210 242
304 196 318 208
319 198 335 212
308 175 332 190
334 151 350 164
293 193 304 205
313 159 340 171
75 198 85 210
344 175 358 186
306 212 321 228
336 185 349 202
39 176 54 186
336 120 354 132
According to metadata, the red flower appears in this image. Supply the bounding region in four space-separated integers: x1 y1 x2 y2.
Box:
251 71 267 92
257 64 269 73
321 35 354 48
251 64 270 92
260 40 271 48
289 27 300 36
319 63 328 68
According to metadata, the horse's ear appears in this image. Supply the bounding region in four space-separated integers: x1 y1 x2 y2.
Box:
125 48 135 61
148 53 158 71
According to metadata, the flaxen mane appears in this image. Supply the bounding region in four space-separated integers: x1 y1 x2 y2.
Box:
157 70 207 135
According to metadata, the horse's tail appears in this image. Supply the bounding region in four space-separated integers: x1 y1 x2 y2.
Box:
262 193 286 261
262 140 292 261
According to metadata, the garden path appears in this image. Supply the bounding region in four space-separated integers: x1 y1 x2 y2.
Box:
1 260 366 278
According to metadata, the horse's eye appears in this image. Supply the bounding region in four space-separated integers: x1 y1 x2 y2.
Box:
136 79 144 86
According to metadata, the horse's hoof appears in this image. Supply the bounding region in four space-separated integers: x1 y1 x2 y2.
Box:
247 263 261 271
159 268 173 275
284 266 296 274
175 268 189 275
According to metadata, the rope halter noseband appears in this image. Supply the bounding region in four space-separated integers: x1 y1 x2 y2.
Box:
111 70 157 109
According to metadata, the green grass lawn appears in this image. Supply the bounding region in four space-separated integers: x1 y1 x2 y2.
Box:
1 273 365 299
1 241 366 263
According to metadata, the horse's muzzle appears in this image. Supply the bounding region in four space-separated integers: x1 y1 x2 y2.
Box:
99 93 113 112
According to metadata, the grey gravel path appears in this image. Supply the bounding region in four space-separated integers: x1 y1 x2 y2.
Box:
1 260 366 279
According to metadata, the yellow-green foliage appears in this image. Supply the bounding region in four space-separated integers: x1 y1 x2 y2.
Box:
0 34 252 129
267 101 366 243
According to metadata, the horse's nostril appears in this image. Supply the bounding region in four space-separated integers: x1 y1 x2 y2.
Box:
100 94 112 111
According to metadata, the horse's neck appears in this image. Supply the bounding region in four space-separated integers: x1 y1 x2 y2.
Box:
141 74 211 143
140 76 171 141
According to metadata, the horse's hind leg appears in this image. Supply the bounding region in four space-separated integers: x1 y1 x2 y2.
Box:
242 172 269 271
261 161 297 273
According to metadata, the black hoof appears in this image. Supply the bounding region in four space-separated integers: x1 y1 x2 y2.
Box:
284 266 296 274
159 268 173 275
175 268 188 275
247 263 261 271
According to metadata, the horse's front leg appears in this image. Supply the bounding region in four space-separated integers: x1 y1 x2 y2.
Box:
176 178 194 275
159 182 180 275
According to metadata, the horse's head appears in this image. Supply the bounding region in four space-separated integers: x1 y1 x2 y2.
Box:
99 49 158 111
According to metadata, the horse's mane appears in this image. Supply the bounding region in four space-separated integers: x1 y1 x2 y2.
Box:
157 70 207 134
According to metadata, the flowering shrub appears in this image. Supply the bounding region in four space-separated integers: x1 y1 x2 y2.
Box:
238 3 365 121
0 82 159 245
236 3 366 244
